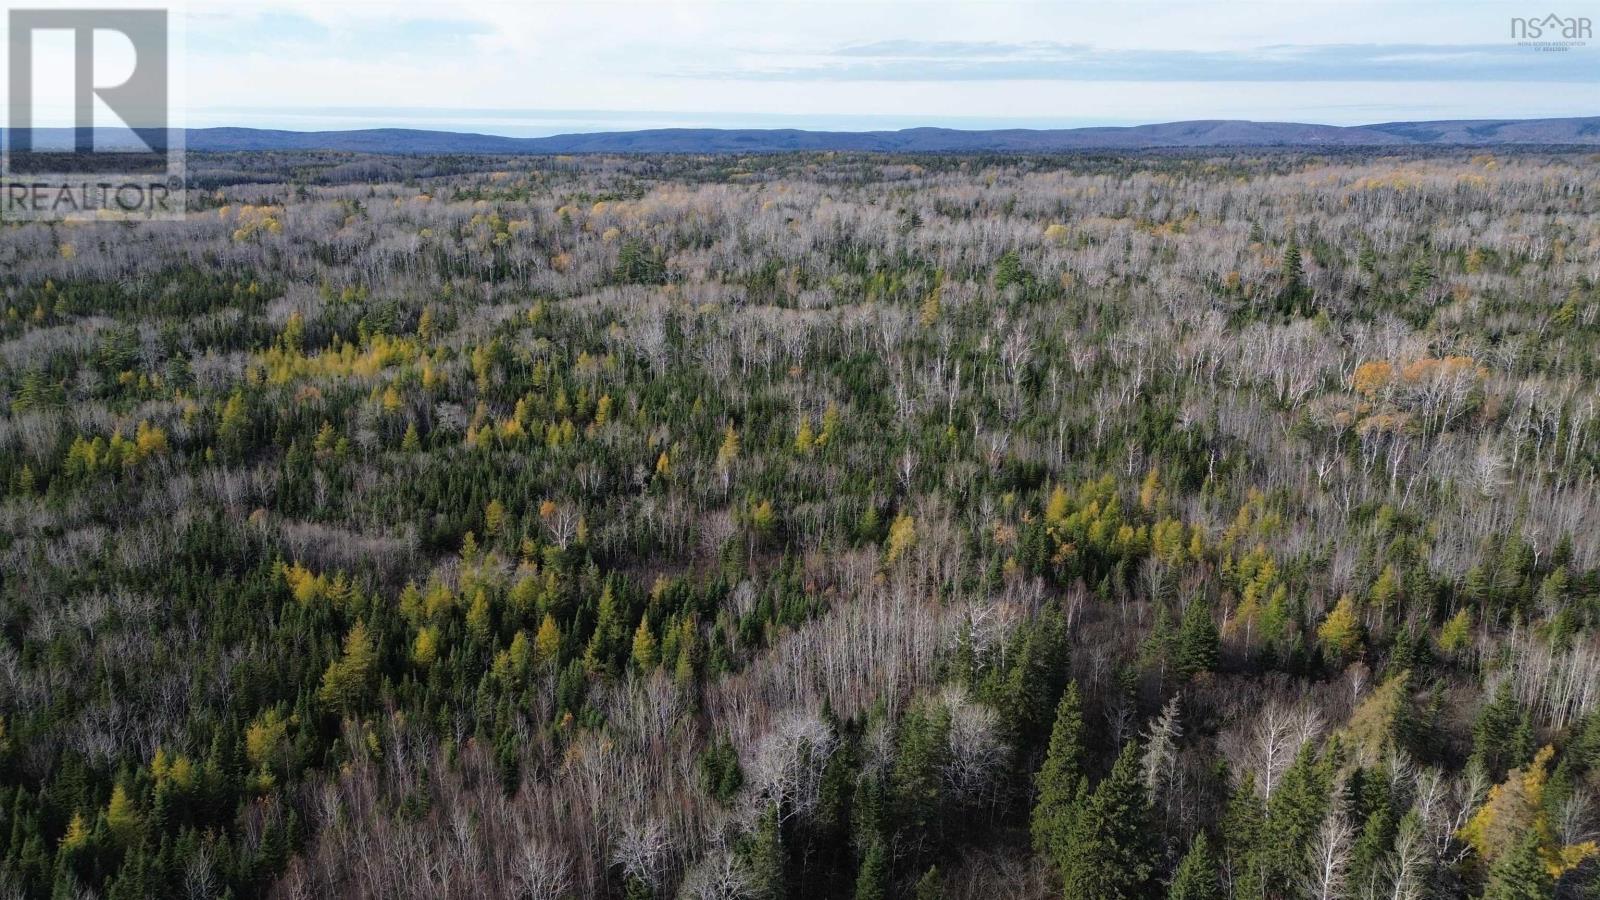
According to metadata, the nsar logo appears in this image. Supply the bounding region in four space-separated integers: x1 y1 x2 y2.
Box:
1510 13 1592 49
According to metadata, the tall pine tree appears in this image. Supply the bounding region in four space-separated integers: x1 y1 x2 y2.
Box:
1177 599 1220 679
1058 741 1156 900
1167 831 1221 900
745 803 787 900
1032 682 1087 857
854 840 889 900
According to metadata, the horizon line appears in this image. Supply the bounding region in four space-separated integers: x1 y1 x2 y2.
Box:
10 111 1600 139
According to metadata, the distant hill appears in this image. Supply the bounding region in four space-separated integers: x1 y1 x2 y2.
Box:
10 117 1600 155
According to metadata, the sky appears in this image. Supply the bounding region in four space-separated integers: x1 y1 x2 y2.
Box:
12 0 1600 133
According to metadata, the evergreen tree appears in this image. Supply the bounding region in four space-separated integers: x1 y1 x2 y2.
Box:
1032 682 1087 856
812 735 858 883
1176 599 1219 678
1357 243 1377 276
1218 771 1268 899
1280 237 1305 301
1141 604 1177 675
1481 830 1552 900
1406 258 1435 299
1058 741 1156 900
1348 805 1397 896
854 840 889 900
746 803 787 900
1470 685 1527 778
1167 831 1221 900
891 703 952 855
699 738 744 804
1261 746 1333 888
991 610 1069 749
852 773 887 858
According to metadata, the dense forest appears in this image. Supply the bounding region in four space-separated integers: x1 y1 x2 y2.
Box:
2 148 1599 899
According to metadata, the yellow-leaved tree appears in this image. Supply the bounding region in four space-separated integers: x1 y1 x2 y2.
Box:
794 418 815 455
105 784 141 846
632 617 659 671
1044 485 1070 524
535 614 562 666
466 589 492 643
716 424 740 490
280 310 304 354
818 403 841 446
412 625 441 668
1139 467 1161 511
245 708 290 772
749 499 776 538
1439 609 1472 656
60 812 90 852
318 620 377 714
484 499 506 538
885 513 917 564
1341 670 1409 759
1316 595 1361 660
1459 745 1598 878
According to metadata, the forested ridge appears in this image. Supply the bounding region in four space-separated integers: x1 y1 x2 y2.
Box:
2 150 1599 899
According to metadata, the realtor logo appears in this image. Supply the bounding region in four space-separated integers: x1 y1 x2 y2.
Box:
1511 13 1592 50
3 7 184 220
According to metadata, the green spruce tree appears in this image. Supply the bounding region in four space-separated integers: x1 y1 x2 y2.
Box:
1482 830 1553 900
745 803 786 900
854 840 889 900
1032 682 1087 857
1176 599 1220 678
1058 741 1156 900
1167 831 1221 900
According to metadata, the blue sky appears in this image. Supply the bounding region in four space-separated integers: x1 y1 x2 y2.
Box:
96 1 1600 132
